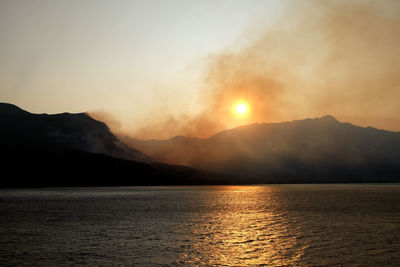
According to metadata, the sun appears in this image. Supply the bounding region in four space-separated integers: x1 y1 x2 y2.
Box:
236 103 247 115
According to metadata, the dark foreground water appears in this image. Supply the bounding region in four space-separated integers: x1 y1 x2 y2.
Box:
1 185 399 266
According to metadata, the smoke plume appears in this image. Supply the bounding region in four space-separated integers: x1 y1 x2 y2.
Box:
132 0 400 139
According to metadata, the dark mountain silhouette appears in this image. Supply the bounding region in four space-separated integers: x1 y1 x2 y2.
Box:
123 116 400 183
3 102 399 186
1 148 230 187
0 103 229 187
0 103 150 162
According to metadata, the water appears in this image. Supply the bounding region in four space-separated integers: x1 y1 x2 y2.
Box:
1 185 399 266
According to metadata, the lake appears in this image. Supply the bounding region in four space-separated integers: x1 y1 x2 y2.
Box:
1 184 399 266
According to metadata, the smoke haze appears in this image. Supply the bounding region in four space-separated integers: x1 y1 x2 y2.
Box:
126 0 400 139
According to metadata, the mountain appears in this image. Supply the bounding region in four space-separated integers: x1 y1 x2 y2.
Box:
4 102 399 185
1 147 229 187
0 103 228 187
0 103 150 162
123 116 400 183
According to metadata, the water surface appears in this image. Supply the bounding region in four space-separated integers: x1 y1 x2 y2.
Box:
1 184 399 265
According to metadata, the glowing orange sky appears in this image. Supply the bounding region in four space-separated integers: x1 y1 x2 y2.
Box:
1 0 399 139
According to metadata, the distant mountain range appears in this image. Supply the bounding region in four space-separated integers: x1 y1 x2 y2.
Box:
123 115 400 183
2 102 400 186
0 103 227 187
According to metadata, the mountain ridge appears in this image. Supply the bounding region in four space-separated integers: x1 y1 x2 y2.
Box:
3 102 400 185
123 115 400 182
0 102 151 162
0 103 230 187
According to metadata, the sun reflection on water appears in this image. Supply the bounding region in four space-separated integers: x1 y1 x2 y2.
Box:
177 185 305 265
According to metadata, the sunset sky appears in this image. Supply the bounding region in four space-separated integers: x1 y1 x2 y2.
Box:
1 0 399 139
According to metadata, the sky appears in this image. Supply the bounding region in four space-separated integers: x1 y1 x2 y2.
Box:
0 0 399 139
0 0 284 129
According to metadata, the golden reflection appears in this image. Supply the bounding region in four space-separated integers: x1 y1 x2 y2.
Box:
217 185 273 192
178 185 305 265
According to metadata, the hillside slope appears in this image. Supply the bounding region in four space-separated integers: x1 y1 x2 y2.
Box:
124 116 400 182
0 103 229 187
0 103 150 162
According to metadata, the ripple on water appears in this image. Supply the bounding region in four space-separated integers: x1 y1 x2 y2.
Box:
1 185 400 266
